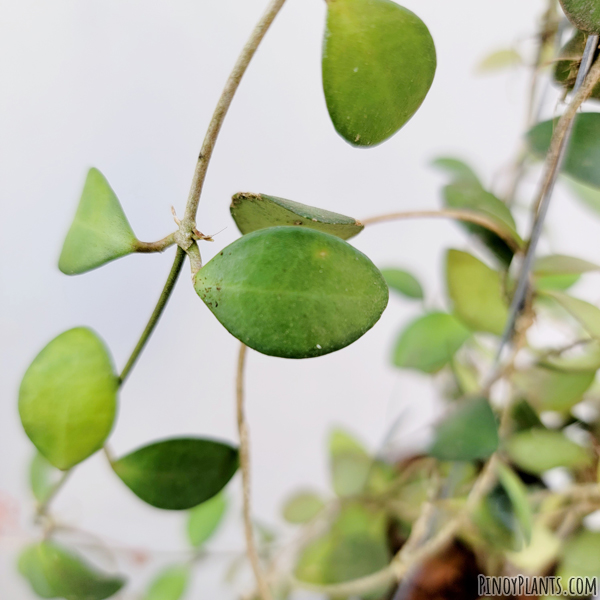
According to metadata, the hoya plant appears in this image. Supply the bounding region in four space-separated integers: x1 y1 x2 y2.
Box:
14 0 600 598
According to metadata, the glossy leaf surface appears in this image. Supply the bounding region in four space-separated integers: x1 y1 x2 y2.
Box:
195 227 388 359
393 311 471 373
429 397 499 461
113 438 239 510
187 492 227 547
19 328 118 470
59 168 138 275
528 113 600 188
446 249 508 335
19 542 125 600
380 268 423 299
230 193 363 240
322 0 436 146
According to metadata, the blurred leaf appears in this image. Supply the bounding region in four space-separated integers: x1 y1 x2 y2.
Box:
393 312 471 373
511 399 544 433
329 429 371 497
322 0 436 146
19 328 118 470
30 452 61 504
476 48 523 73
18 541 125 600
556 530 600 591
282 491 325 524
553 31 600 99
496 463 532 546
59 168 138 275
512 365 595 412
143 565 189 600
506 524 561 573
559 0 600 34
534 254 600 276
194 227 388 359
446 249 508 335
429 398 499 461
528 114 600 188
506 429 592 474
543 342 600 371
542 290 600 339
431 157 481 185
452 358 480 395
567 177 600 214
112 438 239 510
380 268 424 300
187 492 227 547
535 273 581 291
230 193 364 240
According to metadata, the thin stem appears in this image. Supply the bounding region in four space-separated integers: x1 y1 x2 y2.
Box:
361 209 522 251
182 0 288 229
236 343 273 600
134 232 177 253
118 247 186 384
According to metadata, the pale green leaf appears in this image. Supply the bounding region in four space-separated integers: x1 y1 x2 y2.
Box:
534 254 600 276
30 452 61 503
567 177 600 214
282 491 325 524
542 289 600 339
329 429 371 497
144 565 189 600
19 328 118 470
380 268 424 299
322 0 436 146
431 157 481 185
187 492 227 547
557 530 600 592
476 48 523 73
194 227 388 359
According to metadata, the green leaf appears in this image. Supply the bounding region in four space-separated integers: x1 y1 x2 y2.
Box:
543 341 600 371
30 452 61 503
496 463 532 546
282 491 325 524
567 177 600 214
19 328 118 470
507 429 592 474
380 268 424 299
559 0 600 33
446 249 508 335
511 399 544 433
507 524 561 574
429 397 499 461
187 492 227 547
143 565 189 600
535 273 581 291
18 541 125 600
59 168 139 275
194 227 388 359
230 193 364 240
392 312 471 373
112 438 239 510
528 113 600 189
557 530 600 591
554 30 600 99
329 429 371 497
476 48 523 73
322 0 436 146
535 254 600 276
431 157 481 185
512 365 595 412
542 290 600 339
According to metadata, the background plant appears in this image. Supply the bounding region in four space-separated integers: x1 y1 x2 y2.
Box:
6 0 600 599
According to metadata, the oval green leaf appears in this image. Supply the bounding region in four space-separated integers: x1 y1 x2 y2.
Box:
187 492 227 547
144 565 189 600
535 254 600 276
194 227 388 359
507 429 592 474
112 438 239 510
559 0 600 33
429 397 499 461
380 268 424 299
528 113 600 188
30 452 62 503
446 249 508 335
59 168 139 275
393 311 471 373
322 0 436 146
542 289 600 339
282 491 326 524
557 530 600 586
19 328 118 470
230 193 363 240
19 541 125 600
329 429 371 497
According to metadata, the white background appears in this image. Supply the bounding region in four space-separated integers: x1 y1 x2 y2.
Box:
2 0 600 597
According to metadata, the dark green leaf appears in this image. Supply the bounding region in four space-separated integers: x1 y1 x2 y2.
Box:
282 491 325 524
507 429 592 474
322 0 436 146
143 565 189 600
187 492 227 547
30 452 61 503
230 193 363 240
559 0 600 33
112 438 239 510
511 400 544 433
194 227 388 359
392 312 471 373
496 463 532 546
59 168 139 275
429 398 499 461
446 249 508 335
554 31 600 98
380 268 424 299
19 328 118 470
528 113 600 188
18 541 125 600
